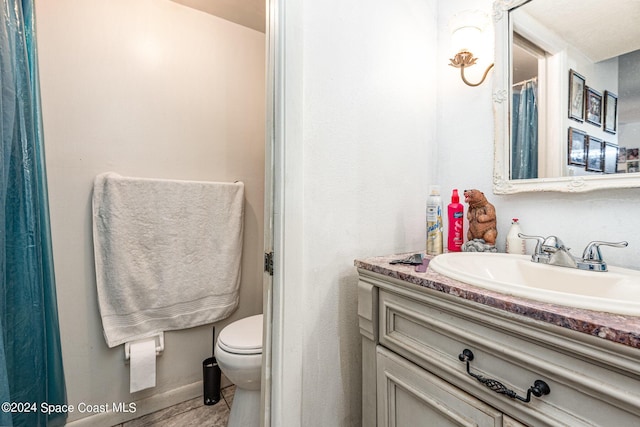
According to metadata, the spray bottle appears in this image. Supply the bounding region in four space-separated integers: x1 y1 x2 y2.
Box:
426 186 443 255
447 189 464 252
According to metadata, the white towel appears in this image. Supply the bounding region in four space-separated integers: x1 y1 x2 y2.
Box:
92 172 244 348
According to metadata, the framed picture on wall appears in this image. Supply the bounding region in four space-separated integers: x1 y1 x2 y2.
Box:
603 142 618 174
568 69 585 122
618 147 628 173
568 127 587 166
603 91 618 134
585 87 603 127
618 147 627 162
586 136 604 172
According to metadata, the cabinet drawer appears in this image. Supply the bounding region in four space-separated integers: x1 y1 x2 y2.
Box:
378 288 640 426
377 345 502 427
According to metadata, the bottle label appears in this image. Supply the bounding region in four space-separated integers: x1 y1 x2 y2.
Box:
427 221 442 233
453 219 463 240
426 220 443 255
426 206 441 221
427 202 443 255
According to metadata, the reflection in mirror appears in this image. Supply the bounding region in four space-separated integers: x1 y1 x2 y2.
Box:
493 0 640 193
511 33 543 179
511 0 640 179
619 50 640 173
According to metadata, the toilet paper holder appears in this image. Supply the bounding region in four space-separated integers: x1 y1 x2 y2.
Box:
124 334 165 361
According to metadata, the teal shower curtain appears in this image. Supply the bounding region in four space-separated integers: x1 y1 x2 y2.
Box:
512 79 538 180
1 1 67 426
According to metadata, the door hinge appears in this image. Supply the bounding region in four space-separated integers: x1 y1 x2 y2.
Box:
264 252 274 276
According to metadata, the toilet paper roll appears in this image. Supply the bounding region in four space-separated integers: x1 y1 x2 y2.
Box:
129 337 157 393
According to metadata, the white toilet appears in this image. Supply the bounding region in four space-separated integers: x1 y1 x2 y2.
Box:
214 314 263 427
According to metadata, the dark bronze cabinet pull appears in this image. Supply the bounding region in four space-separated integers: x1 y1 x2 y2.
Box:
458 349 550 403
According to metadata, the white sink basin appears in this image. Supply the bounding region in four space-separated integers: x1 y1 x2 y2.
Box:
429 252 640 316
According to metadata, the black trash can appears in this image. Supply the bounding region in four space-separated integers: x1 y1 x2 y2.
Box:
203 326 221 405
203 356 221 405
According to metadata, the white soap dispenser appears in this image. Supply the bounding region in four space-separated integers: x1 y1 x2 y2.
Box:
505 218 526 254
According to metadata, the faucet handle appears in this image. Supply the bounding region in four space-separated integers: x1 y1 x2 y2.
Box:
518 234 545 254
540 235 567 253
582 241 629 262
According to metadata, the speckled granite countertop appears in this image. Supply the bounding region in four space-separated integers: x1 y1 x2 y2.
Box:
355 252 640 350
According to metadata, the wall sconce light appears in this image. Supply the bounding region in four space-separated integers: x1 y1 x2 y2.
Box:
449 10 494 87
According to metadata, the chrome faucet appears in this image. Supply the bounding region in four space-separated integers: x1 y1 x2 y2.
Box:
579 241 629 271
518 234 628 272
518 234 577 268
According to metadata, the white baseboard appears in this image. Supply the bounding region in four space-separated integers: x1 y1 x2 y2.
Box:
66 381 203 427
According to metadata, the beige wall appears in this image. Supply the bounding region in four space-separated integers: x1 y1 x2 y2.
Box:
35 0 265 424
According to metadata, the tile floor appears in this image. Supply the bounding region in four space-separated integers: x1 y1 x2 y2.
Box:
113 385 234 427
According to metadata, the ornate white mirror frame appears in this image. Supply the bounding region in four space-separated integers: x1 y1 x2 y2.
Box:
492 0 640 194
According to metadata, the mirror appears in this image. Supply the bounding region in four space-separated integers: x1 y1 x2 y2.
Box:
493 0 640 193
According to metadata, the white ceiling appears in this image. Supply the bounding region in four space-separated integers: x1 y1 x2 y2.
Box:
171 0 265 33
518 0 640 63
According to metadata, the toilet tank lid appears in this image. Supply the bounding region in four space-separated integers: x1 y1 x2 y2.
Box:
218 314 263 353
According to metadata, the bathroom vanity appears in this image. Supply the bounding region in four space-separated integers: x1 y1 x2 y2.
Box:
356 253 640 426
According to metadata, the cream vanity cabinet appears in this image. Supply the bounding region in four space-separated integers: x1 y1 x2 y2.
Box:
357 267 640 427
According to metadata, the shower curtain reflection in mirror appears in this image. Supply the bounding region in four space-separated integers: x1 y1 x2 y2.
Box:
1 1 67 426
512 78 539 180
